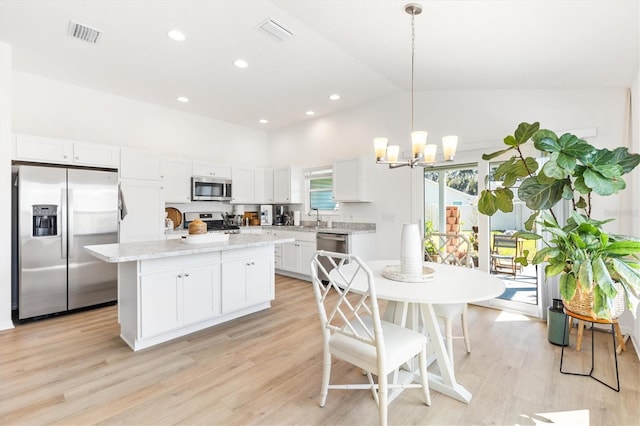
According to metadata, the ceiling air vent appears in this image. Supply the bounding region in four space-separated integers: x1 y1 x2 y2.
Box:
67 20 102 44
257 18 292 42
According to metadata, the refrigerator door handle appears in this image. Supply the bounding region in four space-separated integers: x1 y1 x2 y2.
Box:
68 189 74 258
61 188 67 259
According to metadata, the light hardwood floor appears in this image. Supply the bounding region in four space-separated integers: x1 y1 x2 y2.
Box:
1 274 639 425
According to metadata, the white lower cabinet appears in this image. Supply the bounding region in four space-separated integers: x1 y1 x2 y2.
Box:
278 231 316 279
182 263 222 324
140 270 180 338
118 246 278 351
139 254 220 339
221 246 274 313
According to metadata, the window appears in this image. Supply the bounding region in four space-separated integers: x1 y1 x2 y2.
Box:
305 167 339 214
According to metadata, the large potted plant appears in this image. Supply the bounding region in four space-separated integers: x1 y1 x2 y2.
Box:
477 121 640 319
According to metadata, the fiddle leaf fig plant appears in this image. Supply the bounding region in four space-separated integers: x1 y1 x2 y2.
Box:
477 121 640 319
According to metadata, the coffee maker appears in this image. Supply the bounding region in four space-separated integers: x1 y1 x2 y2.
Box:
274 205 289 226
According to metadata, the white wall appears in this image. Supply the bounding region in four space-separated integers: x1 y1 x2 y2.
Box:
269 88 631 261
12 72 269 166
0 42 13 330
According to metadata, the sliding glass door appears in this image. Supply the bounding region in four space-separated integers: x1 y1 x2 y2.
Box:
484 161 541 316
424 162 542 317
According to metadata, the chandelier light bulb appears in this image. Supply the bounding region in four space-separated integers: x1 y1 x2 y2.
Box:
387 145 400 163
374 137 389 161
423 144 437 163
411 131 428 159
442 135 458 161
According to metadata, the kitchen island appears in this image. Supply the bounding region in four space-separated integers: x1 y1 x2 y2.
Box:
85 233 294 351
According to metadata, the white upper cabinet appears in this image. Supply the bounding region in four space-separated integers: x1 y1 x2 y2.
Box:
120 148 162 181
73 141 120 168
162 158 192 203
14 134 73 164
192 161 231 178
254 168 267 204
262 168 274 204
14 134 120 168
273 166 302 204
232 167 270 204
231 166 254 204
333 156 374 202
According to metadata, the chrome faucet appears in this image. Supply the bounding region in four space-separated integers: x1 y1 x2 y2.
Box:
310 208 321 228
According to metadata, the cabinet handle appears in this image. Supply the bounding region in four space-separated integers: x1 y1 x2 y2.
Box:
178 274 183 278
184 273 190 277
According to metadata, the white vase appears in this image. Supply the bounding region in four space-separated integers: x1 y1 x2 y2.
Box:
400 223 422 275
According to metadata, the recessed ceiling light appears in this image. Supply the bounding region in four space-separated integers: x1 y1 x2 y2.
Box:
306 111 315 116
233 59 249 68
177 96 189 103
259 119 268 124
167 29 186 41
329 94 340 100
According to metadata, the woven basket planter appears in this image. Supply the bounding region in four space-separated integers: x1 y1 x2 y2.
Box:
562 280 625 320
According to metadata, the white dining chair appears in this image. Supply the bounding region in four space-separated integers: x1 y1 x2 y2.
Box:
425 232 473 366
310 250 431 426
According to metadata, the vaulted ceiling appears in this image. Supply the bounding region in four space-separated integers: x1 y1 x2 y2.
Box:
1 0 637 131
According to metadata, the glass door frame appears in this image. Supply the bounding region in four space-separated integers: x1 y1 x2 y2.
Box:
417 155 544 319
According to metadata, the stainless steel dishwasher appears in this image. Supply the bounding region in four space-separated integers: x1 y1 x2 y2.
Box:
316 232 349 281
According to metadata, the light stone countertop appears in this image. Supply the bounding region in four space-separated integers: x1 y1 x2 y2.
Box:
264 225 375 235
84 234 295 263
166 225 376 236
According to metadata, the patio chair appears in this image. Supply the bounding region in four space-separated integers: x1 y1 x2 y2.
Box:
310 250 431 426
491 233 521 276
425 232 472 366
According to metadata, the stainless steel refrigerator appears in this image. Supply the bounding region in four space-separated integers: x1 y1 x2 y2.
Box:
18 165 118 320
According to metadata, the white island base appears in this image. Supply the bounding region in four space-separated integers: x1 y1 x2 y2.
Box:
85 234 294 351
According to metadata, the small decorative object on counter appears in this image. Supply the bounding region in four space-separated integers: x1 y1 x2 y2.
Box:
188 218 207 235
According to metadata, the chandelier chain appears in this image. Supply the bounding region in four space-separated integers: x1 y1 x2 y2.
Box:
410 9 415 133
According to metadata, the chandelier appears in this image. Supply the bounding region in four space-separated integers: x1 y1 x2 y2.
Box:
374 3 458 169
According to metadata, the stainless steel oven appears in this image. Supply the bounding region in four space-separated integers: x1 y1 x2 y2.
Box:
316 232 349 281
191 176 232 201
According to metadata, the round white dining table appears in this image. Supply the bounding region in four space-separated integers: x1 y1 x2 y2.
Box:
331 259 505 404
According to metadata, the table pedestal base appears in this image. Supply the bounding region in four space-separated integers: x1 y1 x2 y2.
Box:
383 301 472 403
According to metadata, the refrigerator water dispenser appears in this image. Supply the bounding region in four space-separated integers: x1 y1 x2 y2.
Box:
32 204 58 237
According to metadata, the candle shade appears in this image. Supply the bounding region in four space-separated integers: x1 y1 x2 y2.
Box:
442 135 458 161
387 145 400 163
411 131 428 159
423 144 437 163
374 137 388 160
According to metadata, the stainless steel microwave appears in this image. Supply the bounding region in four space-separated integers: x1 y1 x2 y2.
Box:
191 176 232 201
